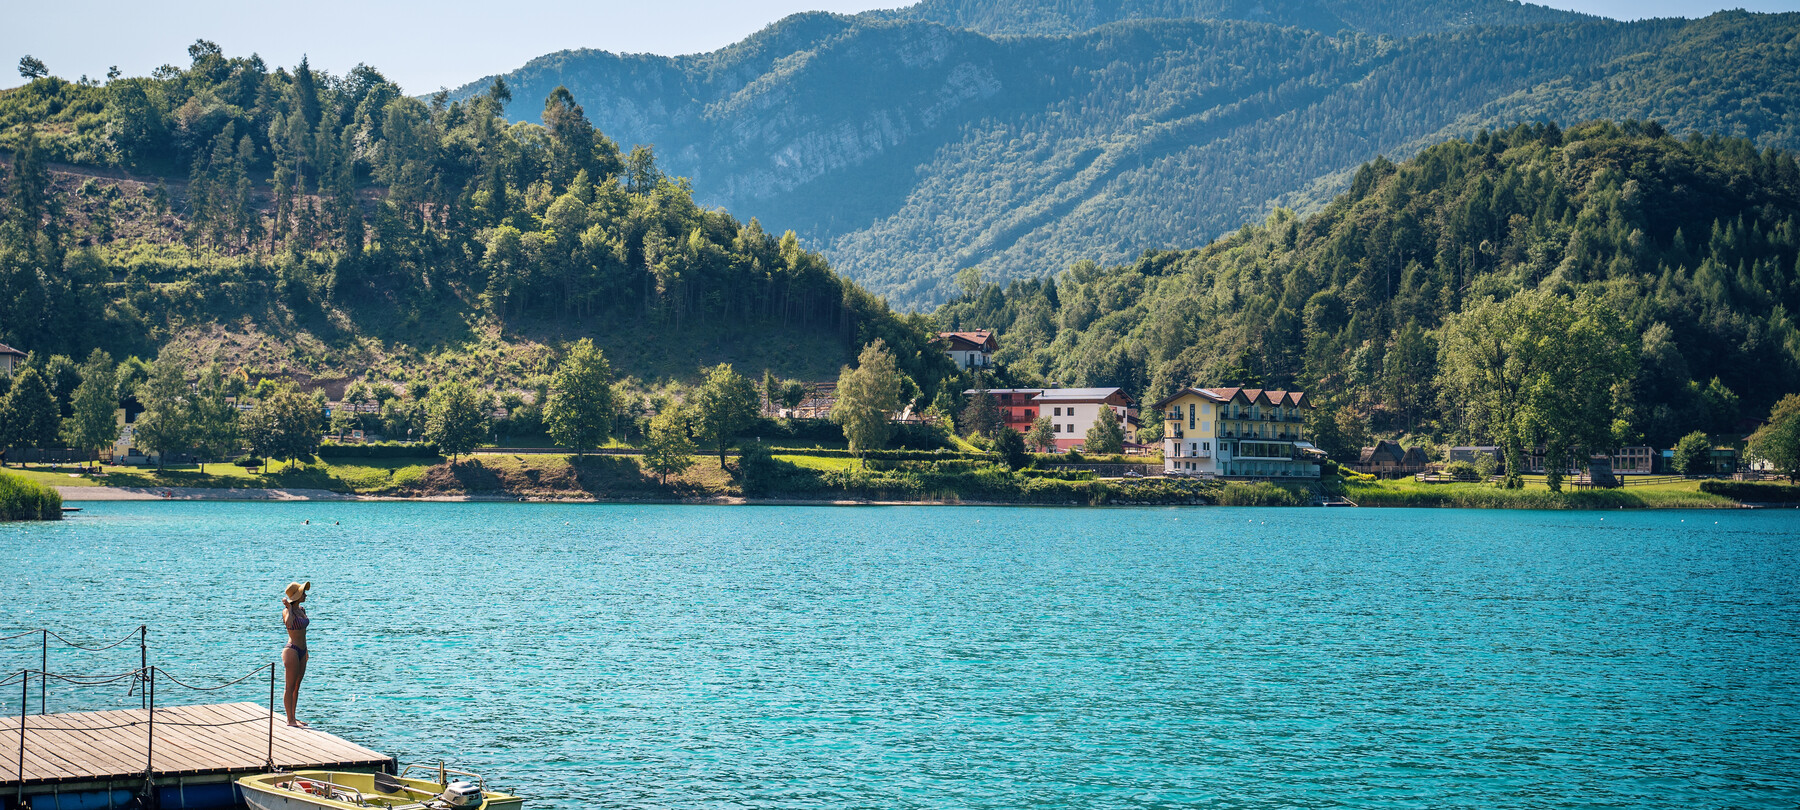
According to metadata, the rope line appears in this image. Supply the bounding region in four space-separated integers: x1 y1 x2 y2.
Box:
29 668 147 685
0 629 144 652
153 664 274 691
43 629 143 653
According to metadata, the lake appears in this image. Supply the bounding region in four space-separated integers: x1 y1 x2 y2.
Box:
4 503 1798 808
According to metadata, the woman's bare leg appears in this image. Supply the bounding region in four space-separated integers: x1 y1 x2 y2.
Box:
282 647 308 727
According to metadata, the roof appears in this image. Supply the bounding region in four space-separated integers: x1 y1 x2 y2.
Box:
1359 440 1406 464
1152 386 1309 410
0 343 24 358
939 330 997 351
1032 387 1132 404
963 388 1043 396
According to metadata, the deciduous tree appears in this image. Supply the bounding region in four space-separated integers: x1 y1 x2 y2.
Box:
131 355 192 470
425 381 488 462
692 364 759 465
545 339 615 456
1025 416 1056 453
831 340 903 464
1085 405 1125 455
1672 430 1713 476
1 367 59 458
61 350 117 469
1437 291 1635 489
242 385 322 471
1747 394 1800 482
190 366 242 473
642 408 696 484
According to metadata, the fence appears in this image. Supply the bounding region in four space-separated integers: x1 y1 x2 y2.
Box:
1 626 279 806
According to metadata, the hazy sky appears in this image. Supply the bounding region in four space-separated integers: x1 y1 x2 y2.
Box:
4 0 1796 95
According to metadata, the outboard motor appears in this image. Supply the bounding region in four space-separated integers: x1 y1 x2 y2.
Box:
438 779 484 808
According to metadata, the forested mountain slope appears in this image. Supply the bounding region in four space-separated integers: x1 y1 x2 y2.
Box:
874 0 1583 37
932 124 1800 451
0 46 951 395
454 8 1800 308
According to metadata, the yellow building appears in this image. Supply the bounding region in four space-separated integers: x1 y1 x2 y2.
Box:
1154 387 1317 478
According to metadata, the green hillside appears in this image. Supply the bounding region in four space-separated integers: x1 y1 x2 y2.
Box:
0 46 952 395
451 7 1800 308
876 0 1584 36
931 123 1800 452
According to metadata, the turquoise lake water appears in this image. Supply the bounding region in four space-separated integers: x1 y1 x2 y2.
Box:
3 502 1798 808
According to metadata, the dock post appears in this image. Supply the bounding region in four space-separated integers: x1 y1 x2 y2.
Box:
143 667 155 810
16 670 26 810
266 662 275 771
137 627 147 711
39 631 46 716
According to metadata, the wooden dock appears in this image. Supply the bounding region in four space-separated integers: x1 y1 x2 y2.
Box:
2 702 393 809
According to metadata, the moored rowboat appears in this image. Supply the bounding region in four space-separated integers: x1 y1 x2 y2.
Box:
238 768 523 810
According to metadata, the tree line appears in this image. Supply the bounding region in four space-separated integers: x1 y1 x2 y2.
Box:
0 43 953 396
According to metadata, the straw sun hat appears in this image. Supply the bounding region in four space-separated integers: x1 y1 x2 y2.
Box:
284 581 312 603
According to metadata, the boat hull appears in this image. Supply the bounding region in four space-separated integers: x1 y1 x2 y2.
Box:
237 770 524 810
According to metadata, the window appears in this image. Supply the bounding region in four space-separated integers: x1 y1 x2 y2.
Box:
1188 403 1196 431
1054 407 1062 417
1024 410 1033 420
1067 424 1075 433
1052 423 1061 433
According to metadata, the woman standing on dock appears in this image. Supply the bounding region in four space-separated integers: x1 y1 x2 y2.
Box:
281 581 311 727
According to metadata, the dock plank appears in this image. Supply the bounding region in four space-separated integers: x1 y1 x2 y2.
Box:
0 702 391 788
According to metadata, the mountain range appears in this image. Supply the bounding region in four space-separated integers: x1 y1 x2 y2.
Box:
451 0 1800 308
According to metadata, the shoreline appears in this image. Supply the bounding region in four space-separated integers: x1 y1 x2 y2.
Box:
55 486 1131 508
52 485 1766 509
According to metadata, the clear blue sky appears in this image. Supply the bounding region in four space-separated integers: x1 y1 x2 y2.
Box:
4 0 1796 94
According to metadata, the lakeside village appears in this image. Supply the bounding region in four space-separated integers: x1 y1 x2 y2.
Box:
1 329 1796 515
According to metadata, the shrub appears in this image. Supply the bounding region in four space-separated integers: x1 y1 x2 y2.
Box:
767 447 994 462
1442 460 1479 481
316 441 441 459
0 469 63 521
1214 481 1310 506
1698 480 1800 502
1020 468 1096 481
233 455 264 468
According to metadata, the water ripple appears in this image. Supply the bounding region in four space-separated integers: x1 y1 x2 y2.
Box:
3 503 1798 808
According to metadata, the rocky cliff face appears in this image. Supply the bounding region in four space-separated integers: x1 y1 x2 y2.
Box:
450 5 1800 308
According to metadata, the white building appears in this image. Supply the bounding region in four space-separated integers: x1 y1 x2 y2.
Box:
939 330 997 369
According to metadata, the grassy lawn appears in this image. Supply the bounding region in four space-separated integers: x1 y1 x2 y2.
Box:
776 454 857 472
5 458 443 494
1343 476 1735 509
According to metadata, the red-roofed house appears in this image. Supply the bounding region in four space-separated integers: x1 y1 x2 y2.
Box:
0 343 24 377
939 330 997 369
1152 386 1317 478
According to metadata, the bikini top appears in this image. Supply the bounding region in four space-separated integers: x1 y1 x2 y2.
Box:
284 602 311 631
